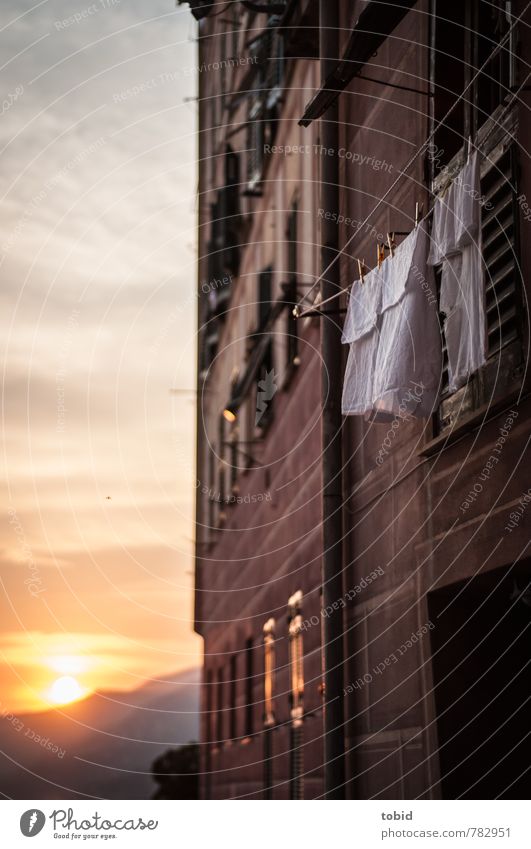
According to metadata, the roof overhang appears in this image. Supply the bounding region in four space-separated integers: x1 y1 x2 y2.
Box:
299 0 418 126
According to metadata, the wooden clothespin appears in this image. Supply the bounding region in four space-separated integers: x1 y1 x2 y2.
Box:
387 232 396 258
357 258 368 284
415 202 423 228
440 172 452 198
377 243 385 269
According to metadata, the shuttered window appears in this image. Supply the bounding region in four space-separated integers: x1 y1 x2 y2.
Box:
482 148 520 358
437 143 523 430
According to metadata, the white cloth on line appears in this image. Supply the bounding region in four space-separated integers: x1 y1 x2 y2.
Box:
372 223 442 420
440 247 486 393
428 151 486 392
341 264 383 416
342 224 442 419
428 151 481 264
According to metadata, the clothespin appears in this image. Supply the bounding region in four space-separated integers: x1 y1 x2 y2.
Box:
387 232 396 258
357 258 368 284
415 202 423 228
377 243 385 269
440 173 452 198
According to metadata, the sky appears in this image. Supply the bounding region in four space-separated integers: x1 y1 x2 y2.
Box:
0 0 202 713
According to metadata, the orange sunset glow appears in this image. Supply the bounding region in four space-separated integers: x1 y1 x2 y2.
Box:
0 0 202 724
47 676 86 706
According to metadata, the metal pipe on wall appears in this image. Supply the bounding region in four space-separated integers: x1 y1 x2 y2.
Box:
318 0 346 800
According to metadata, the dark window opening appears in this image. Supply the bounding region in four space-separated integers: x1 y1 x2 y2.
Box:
258 266 273 329
428 565 531 799
473 1 514 133
229 438 238 493
430 3 466 173
255 340 275 433
430 1 515 176
246 100 265 194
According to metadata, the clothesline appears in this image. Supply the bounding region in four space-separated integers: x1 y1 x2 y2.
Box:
295 213 429 318
294 5 529 321
341 151 486 419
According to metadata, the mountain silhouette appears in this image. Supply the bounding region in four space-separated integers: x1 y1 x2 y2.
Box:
0 668 200 799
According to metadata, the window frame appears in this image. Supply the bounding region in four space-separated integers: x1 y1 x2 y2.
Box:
429 3 524 436
263 618 276 727
244 637 254 738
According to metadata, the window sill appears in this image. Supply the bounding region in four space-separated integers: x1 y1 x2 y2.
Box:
419 380 523 458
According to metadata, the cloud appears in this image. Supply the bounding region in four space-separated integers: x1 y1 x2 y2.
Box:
0 0 202 711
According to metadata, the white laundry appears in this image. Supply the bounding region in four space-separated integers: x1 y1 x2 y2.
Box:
440 247 486 393
341 264 383 416
372 224 442 420
342 225 442 420
428 151 481 264
428 151 486 392
454 151 481 248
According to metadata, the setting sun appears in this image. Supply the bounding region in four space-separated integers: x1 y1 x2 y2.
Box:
48 676 86 706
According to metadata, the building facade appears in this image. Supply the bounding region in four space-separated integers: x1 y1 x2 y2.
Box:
181 0 531 799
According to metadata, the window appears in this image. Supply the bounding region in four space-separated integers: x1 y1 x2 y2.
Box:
253 267 277 432
435 148 522 432
255 341 275 433
288 592 304 722
244 637 254 737
229 434 238 494
218 414 227 512
263 619 275 799
219 28 227 115
264 17 284 107
258 266 273 328
208 444 216 531
430 1 515 175
217 147 241 283
224 146 240 218
472 1 515 134
229 655 237 740
431 2 523 432
205 668 213 744
231 7 239 59
481 148 521 358
215 667 224 747
244 18 284 194
288 591 304 800
430 3 466 172
263 618 275 727
246 97 265 194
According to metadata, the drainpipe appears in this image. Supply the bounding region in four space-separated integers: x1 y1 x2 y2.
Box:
319 0 346 799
